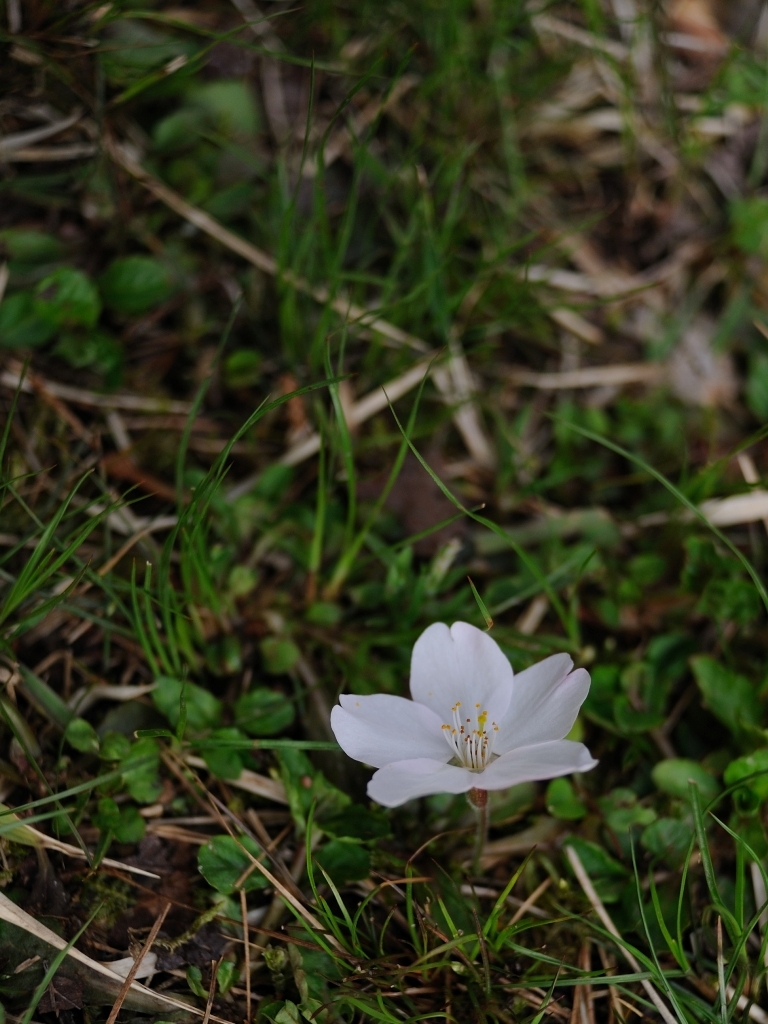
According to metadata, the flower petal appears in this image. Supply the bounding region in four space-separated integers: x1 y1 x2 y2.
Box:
410 621 513 723
367 759 475 807
331 693 449 769
494 655 590 753
478 740 597 790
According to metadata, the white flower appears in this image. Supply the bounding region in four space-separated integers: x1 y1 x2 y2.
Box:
330 621 597 808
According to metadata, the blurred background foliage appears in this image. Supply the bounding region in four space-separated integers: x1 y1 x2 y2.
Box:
4 0 768 1020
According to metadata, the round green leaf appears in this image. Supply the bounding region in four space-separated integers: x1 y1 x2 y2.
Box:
641 817 693 866
305 602 342 626
545 777 586 820
64 717 100 755
197 834 269 895
188 80 259 138
99 255 176 314
731 196 768 255
224 349 261 388
34 268 101 329
235 687 294 737
99 731 132 762
724 749 768 815
321 805 390 842
119 737 162 804
315 839 371 885
53 330 121 373
260 637 300 675
598 787 656 833
94 797 121 833
0 228 63 263
202 727 246 780
153 676 222 733
651 758 720 803
114 805 146 844
724 749 768 798
0 291 55 348
228 565 257 598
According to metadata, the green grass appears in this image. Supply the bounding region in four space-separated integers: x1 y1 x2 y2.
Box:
3 0 768 1021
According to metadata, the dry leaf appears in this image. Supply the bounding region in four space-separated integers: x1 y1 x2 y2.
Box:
669 316 737 406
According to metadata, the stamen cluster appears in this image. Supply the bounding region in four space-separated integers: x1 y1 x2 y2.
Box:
442 700 499 770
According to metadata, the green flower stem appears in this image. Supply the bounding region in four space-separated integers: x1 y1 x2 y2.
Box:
469 787 488 876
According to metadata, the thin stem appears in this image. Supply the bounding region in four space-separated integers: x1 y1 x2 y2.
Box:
469 787 488 876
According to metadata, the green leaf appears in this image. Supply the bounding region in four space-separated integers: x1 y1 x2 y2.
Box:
34 268 100 329
217 958 237 994
274 1002 302 1024
53 330 122 378
99 255 176 314
202 728 245 780
652 758 720 803
152 107 203 152
197 834 269 895
277 748 349 835
0 291 55 348
120 738 162 804
0 228 63 263
731 196 768 255
186 964 207 999
228 565 257 598
691 656 761 736
545 777 586 820
99 731 132 762
101 20 195 85
113 805 146 844
235 688 295 737
747 352 768 420
315 839 371 885
260 637 301 675
64 717 100 755
188 80 260 139
153 676 222 733
733 814 768 859
598 788 657 834
612 694 664 733
19 664 74 730
224 348 261 388
321 804 390 841
724 749 768 814
563 836 626 878
562 836 626 903
641 817 693 866
305 601 342 626
93 797 146 844
204 182 258 220
467 576 493 629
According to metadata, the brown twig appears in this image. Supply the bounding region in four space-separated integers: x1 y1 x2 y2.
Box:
202 958 220 1024
105 901 171 1024
509 877 551 926
240 889 252 1023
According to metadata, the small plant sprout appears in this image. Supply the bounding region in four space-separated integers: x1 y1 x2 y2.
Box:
331 621 597 861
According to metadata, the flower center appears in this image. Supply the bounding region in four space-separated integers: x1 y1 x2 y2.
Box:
441 701 499 771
